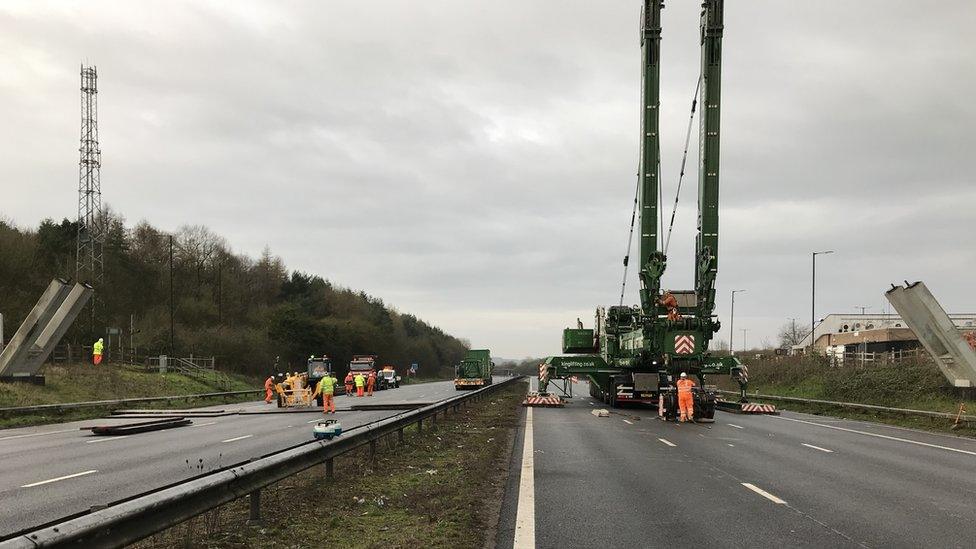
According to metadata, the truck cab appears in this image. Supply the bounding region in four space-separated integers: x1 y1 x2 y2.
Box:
306 355 340 404
377 366 400 389
348 354 380 392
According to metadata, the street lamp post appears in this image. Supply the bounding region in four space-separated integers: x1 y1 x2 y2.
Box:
811 250 834 350
730 289 746 353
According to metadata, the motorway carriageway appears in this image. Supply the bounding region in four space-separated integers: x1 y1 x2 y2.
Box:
0 380 459 539
497 379 976 549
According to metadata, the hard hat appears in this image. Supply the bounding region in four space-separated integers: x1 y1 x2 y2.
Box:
680 372 687 378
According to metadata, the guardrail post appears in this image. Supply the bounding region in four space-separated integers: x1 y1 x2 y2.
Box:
369 439 377 461
248 489 261 522
417 417 423 433
397 427 404 444
326 458 334 480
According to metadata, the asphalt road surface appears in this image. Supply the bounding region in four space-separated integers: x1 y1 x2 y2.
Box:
497 379 976 549
0 379 461 539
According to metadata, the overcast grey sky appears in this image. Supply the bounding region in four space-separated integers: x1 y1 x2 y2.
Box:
2 1 974 358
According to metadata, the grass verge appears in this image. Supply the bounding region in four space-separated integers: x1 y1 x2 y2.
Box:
135 381 527 549
714 357 976 437
0 362 258 429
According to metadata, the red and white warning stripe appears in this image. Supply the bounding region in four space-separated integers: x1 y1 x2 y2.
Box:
741 403 776 413
674 335 695 354
523 394 564 407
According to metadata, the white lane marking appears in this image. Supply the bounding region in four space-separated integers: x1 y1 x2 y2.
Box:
85 436 130 444
307 419 321 424
0 428 76 441
285 425 294 428
190 422 217 428
728 424 744 429
742 483 787 504
727 443 735 447
776 416 976 457
221 435 253 443
658 438 676 447
623 420 634 425
802 443 833 453
22 470 97 488
513 407 534 548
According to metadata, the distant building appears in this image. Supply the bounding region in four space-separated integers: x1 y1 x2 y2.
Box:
792 313 976 355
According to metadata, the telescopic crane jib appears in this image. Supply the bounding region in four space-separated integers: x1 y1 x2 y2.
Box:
533 0 767 419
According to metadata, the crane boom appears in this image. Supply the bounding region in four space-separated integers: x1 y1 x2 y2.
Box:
638 0 665 312
695 0 723 329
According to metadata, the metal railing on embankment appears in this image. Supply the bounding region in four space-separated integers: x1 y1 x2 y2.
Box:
0 376 526 548
0 390 262 418
717 389 976 422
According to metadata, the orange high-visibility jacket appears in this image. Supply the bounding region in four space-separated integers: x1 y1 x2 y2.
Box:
676 378 695 394
264 377 273 390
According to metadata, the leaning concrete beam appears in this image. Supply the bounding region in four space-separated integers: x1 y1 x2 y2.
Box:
16 283 94 376
885 282 976 387
0 279 71 377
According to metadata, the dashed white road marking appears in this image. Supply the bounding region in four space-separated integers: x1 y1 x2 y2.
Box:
727 443 735 447
728 424 743 429
776 416 976 457
221 435 253 443
85 436 130 444
307 419 321 424
0 428 76 441
190 422 217 428
658 438 676 447
22 470 97 488
802 443 833 453
513 407 535 548
742 483 787 504
623 420 634 425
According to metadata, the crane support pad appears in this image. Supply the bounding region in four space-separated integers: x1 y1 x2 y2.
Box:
523 392 565 407
84 417 193 435
715 400 778 414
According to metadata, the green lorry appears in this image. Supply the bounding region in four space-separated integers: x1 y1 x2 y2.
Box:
454 349 493 390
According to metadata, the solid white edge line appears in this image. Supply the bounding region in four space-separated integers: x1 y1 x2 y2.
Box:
728 424 743 429
22 469 97 488
742 482 787 504
658 438 676 447
85 435 130 444
190 421 218 428
0 428 76 441
776 416 976 456
221 435 253 443
513 407 535 549
801 443 833 453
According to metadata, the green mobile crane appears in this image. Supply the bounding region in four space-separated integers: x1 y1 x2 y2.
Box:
538 0 750 420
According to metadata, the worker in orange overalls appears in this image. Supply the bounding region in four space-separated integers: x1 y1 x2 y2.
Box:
366 370 376 396
264 375 275 404
344 372 354 396
312 373 338 414
676 372 695 422
354 373 366 397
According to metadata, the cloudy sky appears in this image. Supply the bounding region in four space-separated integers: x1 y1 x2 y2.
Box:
2 1 974 358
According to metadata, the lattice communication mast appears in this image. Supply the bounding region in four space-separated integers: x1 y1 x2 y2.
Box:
76 64 103 289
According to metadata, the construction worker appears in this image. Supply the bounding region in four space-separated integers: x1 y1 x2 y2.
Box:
92 338 104 365
264 375 275 404
367 370 376 396
344 372 354 396
676 372 696 423
354 372 366 397
313 373 338 414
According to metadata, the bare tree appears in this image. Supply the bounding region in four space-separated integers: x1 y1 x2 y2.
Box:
778 321 809 348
